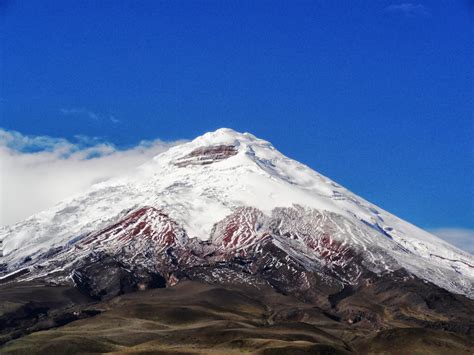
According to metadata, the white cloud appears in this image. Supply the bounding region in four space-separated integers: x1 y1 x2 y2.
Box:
60 107 120 124
430 228 474 255
384 3 430 17
0 129 186 226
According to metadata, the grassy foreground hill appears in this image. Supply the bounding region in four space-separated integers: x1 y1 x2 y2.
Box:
1 280 473 354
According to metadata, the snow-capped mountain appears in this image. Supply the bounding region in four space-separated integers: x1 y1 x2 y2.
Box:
1 128 473 299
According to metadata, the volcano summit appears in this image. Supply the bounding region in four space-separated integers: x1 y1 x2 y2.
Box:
1 129 473 353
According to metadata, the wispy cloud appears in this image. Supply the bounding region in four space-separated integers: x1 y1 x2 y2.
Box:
0 128 186 226
60 107 120 124
0 129 71 153
430 228 474 255
384 3 430 17
109 115 120 124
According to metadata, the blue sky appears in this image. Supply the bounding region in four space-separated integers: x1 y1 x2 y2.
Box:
1 1 473 242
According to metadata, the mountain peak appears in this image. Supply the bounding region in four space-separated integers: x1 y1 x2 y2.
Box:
189 128 268 150
148 128 275 171
1 129 473 299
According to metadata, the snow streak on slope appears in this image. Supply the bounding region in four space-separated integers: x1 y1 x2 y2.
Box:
0 128 473 298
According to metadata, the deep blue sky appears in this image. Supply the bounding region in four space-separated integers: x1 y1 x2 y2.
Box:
1 1 473 230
